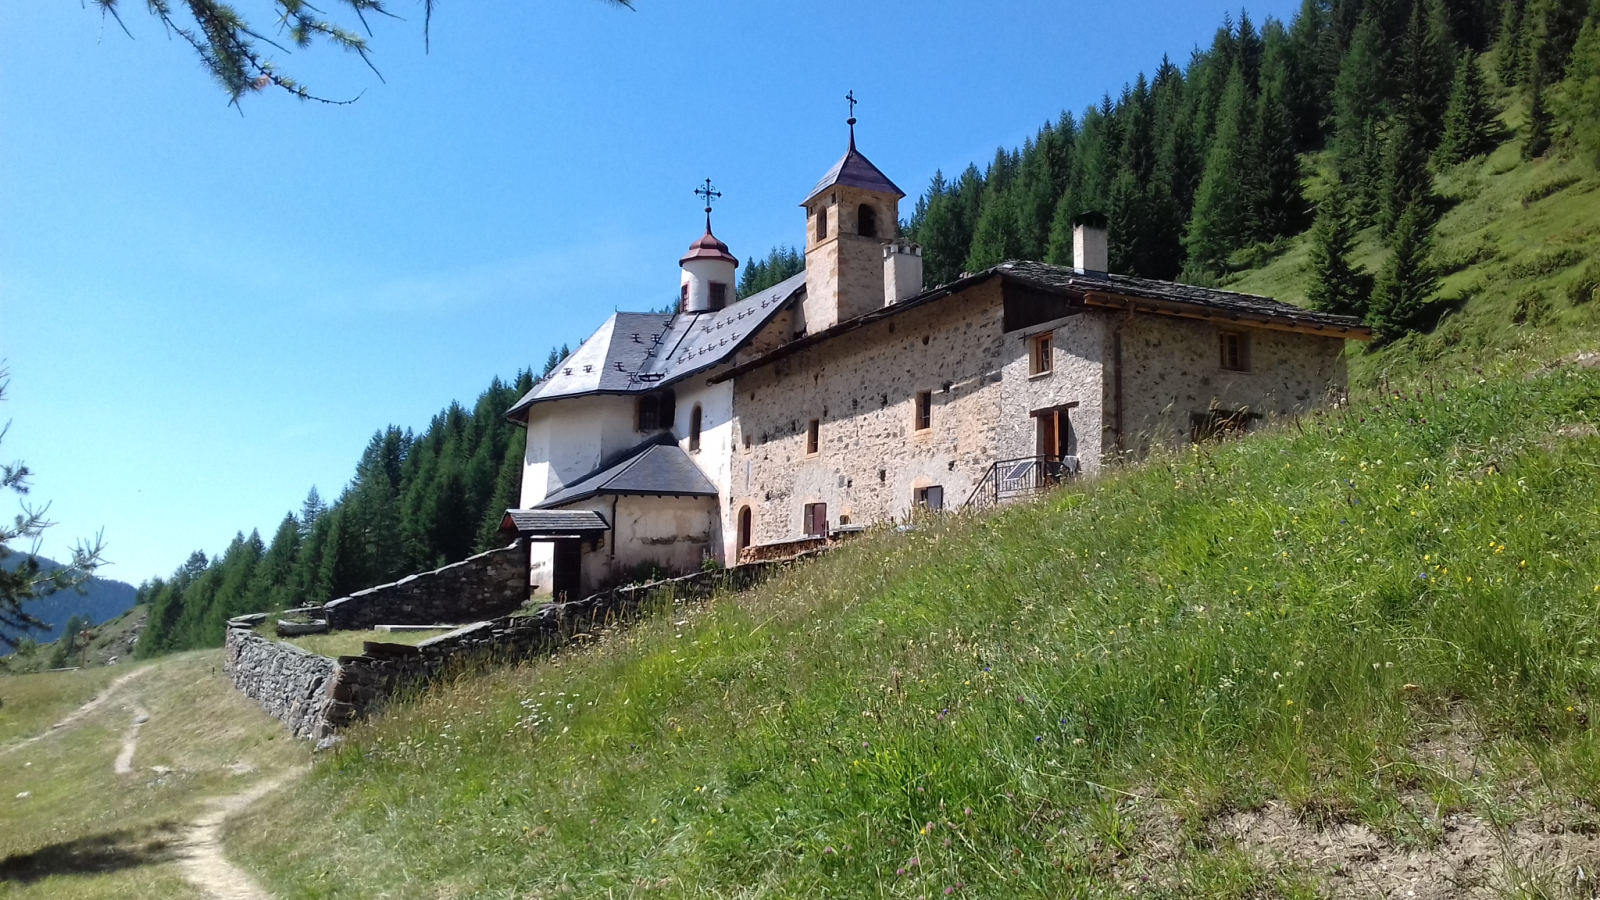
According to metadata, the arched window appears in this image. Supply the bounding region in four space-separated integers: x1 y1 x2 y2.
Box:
858 204 878 238
816 205 829 242
689 404 703 452
737 506 753 555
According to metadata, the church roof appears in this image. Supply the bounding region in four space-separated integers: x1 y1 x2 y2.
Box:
535 439 718 509
802 138 905 204
505 269 806 420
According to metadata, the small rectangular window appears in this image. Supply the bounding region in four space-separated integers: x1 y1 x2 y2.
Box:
803 502 828 537
1219 331 1250 372
709 282 728 310
636 391 675 433
914 486 944 512
1029 333 1053 376
816 206 829 242
914 391 932 431
806 419 820 455
680 283 689 310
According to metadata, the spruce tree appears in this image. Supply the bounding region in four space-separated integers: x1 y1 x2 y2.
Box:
1565 15 1600 163
1368 202 1440 342
1183 64 1251 278
1331 11 1392 220
1498 0 1529 85
1305 186 1370 317
1379 107 1436 236
1436 52 1501 163
1249 81 1307 242
1523 61 1555 158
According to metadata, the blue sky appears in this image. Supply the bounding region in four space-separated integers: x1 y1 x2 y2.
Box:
0 0 1302 584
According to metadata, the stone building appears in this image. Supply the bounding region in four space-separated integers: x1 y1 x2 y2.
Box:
504 125 1370 597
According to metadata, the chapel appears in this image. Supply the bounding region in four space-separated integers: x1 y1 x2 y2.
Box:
501 119 1370 598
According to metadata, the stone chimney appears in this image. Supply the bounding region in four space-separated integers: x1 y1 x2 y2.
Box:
1072 212 1109 276
883 240 923 306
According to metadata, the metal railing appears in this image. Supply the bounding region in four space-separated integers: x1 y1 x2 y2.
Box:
963 455 1080 509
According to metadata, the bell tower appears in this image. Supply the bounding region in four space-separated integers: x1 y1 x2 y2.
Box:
800 94 905 334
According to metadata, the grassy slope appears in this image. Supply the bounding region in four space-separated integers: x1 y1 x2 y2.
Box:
0 652 310 900
233 362 1600 898
1228 105 1600 386
0 667 121 745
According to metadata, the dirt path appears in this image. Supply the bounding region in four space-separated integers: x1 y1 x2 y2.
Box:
112 706 150 775
176 770 303 900
0 665 152 755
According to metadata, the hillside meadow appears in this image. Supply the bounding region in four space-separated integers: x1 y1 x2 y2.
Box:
227 355 1600 898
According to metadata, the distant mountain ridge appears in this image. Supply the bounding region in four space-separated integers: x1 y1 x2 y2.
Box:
0 555 138 646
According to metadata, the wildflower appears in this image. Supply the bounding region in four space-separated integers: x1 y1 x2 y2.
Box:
897 868 906 877
964 807 973 816
823 846 835 855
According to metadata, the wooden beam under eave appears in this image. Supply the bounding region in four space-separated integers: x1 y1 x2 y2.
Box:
1080 292 1373 341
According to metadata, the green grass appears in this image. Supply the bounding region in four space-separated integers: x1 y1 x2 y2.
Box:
255 624 453 658
0 652 309 900
0 667 122 745
231 362 1600 898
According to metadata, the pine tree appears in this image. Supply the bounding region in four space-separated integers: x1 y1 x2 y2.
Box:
1368 202 1440 342
1395 0 1458 147
1436 52 1501 163
1305 186 1370 317
1523 60 1555 158
1183 64 1252 278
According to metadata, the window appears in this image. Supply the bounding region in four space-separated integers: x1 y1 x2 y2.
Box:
858 204 878 238
1219 331 1250 372
803 502 829 537
689 404 703 452
816 205 829 241
680 282 689 310
1191 409 1255 443
914 391 932 431
914 485 944 512
709 282 728 310
805 418 820 455
636 391 676 432
737 506 753 554
1029 332 1054 376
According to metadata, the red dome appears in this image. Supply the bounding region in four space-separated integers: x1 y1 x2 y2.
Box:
680 225 738 267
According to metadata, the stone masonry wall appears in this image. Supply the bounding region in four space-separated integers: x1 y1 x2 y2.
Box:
223 614 342 740
323 541 530 631
1114 315 1349 455
226 559 799 740
732 280 1107 547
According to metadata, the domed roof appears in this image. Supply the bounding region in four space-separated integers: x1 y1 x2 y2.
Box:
680 221 738 267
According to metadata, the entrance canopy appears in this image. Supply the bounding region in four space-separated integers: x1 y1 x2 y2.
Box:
499 509 611 541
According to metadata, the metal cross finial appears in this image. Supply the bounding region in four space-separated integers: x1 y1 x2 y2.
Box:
845 90 858 147
695 178 722 231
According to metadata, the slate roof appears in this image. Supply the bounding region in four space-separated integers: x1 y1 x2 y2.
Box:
802 140 905 204
500 509 611 536
535 440 718 509
713 260 1369 383
505 270 806 420
994 261 1369 335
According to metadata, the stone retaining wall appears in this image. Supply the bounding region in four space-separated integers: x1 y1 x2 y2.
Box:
223 614 343 740
226 558 808 740
323 541 530 631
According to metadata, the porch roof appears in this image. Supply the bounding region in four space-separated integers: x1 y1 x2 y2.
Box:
499 509 611 539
